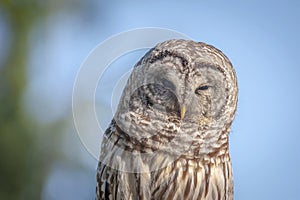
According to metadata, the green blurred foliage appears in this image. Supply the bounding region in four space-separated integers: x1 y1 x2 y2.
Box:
0 1 53 199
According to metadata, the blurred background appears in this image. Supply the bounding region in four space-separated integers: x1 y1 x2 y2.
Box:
0 0 299 199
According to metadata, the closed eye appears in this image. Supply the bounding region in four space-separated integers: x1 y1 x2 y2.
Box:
195 85 210 94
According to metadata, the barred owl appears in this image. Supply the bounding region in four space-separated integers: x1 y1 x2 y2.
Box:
96 39 238 200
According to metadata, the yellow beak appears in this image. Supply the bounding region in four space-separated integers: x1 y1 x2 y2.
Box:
180 105 186 119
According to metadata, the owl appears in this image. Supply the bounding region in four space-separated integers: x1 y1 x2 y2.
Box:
96 39 238 200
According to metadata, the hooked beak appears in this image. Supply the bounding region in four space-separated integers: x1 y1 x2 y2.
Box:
180 105 186 119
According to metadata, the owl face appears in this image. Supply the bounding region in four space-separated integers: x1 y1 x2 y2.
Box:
130 60 228 125
124 54 234 129
115 40 237 154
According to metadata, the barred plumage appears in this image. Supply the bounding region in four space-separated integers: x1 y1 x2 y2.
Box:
96 39 238 200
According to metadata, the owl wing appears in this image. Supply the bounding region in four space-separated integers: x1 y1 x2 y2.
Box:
96 120 147 200
96 120 123 200
96 162 118 200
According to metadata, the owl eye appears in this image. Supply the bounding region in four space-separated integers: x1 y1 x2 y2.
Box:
195 85 210 94
145 95 153 107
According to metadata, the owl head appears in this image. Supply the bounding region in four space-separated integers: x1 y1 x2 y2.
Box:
113 39 238 160
116 40 237 128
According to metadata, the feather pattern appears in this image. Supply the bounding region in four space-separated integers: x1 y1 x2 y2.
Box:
96 39 238 200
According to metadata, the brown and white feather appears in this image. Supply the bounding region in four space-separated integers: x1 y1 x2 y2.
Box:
96 39 238 200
